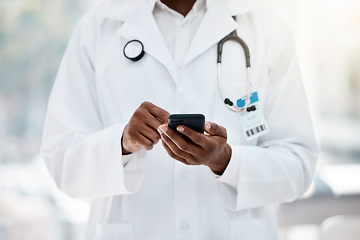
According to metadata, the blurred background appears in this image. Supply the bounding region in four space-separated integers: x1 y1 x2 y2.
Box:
0 0 359 239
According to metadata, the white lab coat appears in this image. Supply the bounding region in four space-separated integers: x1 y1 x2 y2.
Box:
41 0 318 239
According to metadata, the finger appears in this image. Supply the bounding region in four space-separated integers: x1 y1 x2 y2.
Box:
159 130 197 164
132 132 155 151
133 103 164 131
158 124 199 155
139 125 161 144
144 111 166 131
204 121 227 138
142 101 170 124
161 138 190 165
176 125 204 146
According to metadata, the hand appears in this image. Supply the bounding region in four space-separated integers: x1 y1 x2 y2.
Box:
158 121 232 175
122 102 170 155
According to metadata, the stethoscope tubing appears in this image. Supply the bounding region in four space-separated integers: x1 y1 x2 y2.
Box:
217 21 253 112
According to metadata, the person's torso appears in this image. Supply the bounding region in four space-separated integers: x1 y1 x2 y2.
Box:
82 0 278 239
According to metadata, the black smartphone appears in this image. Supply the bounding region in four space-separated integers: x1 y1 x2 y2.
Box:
168 114 205 140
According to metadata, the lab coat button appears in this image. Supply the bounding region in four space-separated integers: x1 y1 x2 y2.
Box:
177 64 183 71
179 222 189 232
179 169 189 179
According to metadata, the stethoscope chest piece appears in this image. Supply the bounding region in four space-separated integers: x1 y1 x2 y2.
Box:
123 40 145 61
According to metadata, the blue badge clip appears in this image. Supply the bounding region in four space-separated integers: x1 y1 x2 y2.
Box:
237 91 259 108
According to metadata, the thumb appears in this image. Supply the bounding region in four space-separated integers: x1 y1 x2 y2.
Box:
205 121 227 138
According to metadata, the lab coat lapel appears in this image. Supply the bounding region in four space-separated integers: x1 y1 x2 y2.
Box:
185 0 238 65
118 0 177 81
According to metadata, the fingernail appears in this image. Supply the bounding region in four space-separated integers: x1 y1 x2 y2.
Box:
206 122 211 130
158 125 168 134
177 126 185 132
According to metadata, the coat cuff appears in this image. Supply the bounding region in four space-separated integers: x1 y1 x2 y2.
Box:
121 148 147 194
117 124 147 195
217 144 241 189
216 144 242 210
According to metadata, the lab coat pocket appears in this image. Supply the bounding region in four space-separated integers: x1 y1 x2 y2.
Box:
230 220 266 240
94 223 134 240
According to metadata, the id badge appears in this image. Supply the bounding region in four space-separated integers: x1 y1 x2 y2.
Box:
237 91 270 141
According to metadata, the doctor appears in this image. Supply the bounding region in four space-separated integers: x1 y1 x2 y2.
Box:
41 0 318 239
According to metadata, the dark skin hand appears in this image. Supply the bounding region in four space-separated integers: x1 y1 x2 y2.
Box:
122 102 170 154
121 102 231 175
157 122 232 175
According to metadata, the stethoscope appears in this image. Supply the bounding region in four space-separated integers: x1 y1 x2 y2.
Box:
217 16 255 112
123 16 255 112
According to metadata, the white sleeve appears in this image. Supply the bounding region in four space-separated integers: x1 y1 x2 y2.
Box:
40 18 147 199
216 18 318 211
